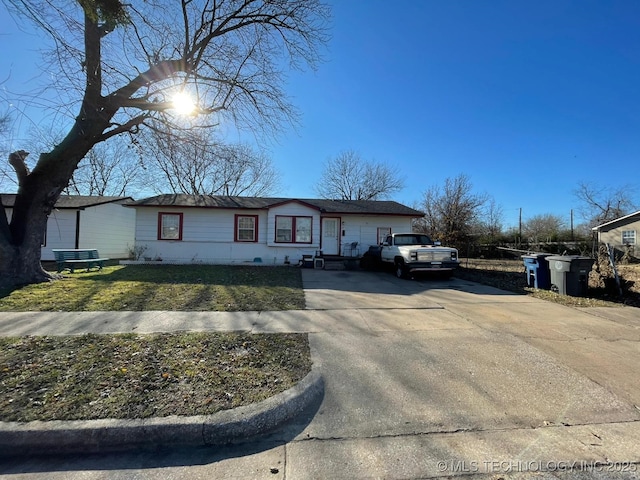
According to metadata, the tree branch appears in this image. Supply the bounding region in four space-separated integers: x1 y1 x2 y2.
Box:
9 150 30 186
107 59 191 107
97 115 150 143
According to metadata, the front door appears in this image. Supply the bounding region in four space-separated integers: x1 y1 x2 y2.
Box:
322 217 340 255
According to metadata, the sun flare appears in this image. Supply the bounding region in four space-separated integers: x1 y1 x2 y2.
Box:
172 92 195 115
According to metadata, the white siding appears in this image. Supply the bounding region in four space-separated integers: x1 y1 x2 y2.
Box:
132 205 419 264
6 207 78 261
340 216 413 255
134 205 322 264
267 203 320 248
5 201 135 261
78 203 136 258
43 210 78 261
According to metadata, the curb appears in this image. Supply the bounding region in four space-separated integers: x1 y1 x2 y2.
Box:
0 368 323 457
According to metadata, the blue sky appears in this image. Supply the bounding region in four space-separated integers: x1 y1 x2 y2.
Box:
271 0 640 229
2 1 640 230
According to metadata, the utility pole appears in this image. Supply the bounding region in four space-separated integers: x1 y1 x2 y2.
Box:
519 207 522 246
570 209 574 241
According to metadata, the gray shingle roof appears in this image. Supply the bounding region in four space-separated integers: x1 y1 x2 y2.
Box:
1 194 133 209
127 194 424 216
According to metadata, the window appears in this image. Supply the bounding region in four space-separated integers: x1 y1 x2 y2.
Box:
276 216 292 242
377 227 391 245
622 230 636 245
235 215 258 242
158 212 183 240
275 216 312 243
295 217 312 243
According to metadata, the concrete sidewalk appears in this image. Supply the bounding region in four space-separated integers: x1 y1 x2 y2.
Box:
1 269 640 478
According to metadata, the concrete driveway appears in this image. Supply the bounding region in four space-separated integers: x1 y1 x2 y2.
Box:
286 269 640 478
2 268 640 479
302 267 529 309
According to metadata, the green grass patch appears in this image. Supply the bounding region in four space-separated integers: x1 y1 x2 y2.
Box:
0 332 311 422
0 265 305 312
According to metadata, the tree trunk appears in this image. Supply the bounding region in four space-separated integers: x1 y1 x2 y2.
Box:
0 165 70 289
1 143 95 290
0 238 56 290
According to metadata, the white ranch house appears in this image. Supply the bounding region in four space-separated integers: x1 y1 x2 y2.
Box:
1 194 136 261
126 195 424 265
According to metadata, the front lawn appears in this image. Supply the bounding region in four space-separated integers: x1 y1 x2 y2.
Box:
0 265 310 422
0 331 311 421
0 265 305 312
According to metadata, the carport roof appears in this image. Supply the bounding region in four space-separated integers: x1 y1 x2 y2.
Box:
128 194 424 217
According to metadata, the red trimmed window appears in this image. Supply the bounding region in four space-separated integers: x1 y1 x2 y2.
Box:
235 215 258 242
275 216 312 243
158 212 183 240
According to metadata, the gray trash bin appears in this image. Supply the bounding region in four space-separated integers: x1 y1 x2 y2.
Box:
546 255 595 296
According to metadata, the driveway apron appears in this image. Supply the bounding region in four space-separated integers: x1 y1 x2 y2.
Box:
291 268 640 478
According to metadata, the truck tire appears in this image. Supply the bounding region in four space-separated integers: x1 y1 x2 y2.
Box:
395 259 407 279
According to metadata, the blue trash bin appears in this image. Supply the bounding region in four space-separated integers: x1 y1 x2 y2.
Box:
521 254 552 289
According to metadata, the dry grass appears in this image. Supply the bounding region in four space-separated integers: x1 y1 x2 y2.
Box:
0 265 310 422
458 257 640 307
0 265 305 312
0 332 311 422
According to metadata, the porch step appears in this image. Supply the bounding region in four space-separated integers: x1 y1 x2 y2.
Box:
322 259 345 271
319 257 360 271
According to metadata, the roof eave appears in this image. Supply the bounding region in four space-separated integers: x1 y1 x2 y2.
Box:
592 210 640 231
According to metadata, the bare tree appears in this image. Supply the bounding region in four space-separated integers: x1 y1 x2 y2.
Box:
145 127 280 196
214 144 280 196
1 124 142 196
66 138 143 196
0 112 8 136
574 181 639 228
415 174 488 248
1 0 329 288
315 150 404 200
476 197 504 241
522 213 566 243
0 111 13 191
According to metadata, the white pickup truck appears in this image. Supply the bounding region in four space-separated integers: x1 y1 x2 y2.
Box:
380 233 459 279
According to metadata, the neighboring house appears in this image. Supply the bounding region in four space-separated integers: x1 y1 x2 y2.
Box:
2 194 136 261
592 210 640 259
126 194 424 264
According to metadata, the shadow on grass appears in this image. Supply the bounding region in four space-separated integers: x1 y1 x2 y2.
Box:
0 288 16 301
0 265 305 312
77 264 303 289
